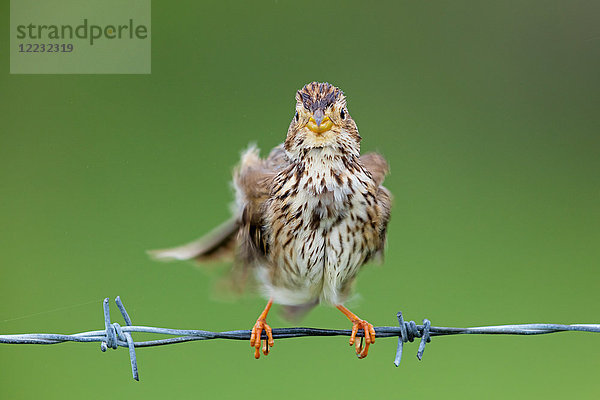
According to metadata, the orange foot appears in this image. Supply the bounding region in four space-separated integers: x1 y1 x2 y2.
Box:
336 305 376 359
250 299 274 359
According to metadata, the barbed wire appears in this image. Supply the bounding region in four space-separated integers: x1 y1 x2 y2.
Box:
1 296 599 381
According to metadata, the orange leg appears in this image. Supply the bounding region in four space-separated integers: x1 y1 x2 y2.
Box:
250 299 274 359
336 304 376 359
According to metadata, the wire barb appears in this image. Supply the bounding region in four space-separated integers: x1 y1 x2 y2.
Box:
1 297 600 381
394 312 431 366
100 297 139 381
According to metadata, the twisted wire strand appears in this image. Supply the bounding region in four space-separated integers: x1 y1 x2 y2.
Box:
1 297 599 381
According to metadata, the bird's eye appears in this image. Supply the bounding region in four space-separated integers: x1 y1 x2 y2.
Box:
295 111 299 122
340 109 346 120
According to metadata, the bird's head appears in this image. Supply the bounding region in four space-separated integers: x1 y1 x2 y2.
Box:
284 82 361 160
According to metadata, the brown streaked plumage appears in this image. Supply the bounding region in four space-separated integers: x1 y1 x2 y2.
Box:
149 82 392 359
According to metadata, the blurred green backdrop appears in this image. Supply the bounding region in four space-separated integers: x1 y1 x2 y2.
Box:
1 1 599 398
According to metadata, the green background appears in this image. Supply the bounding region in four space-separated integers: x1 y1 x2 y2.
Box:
1 1 599 398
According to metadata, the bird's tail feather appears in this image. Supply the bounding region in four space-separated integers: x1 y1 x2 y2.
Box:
280 300 319 322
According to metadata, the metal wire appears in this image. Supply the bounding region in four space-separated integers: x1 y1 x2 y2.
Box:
1 297 599 381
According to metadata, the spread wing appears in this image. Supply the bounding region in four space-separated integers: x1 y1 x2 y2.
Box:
147 217 239 262
148 145 289 264
360 152 389 186
360 152 392 263
235 145 289 264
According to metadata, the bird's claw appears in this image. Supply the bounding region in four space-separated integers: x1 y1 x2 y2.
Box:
250 318 274 359
349 319 376 359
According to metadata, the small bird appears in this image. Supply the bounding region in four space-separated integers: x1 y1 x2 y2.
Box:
150 82 391 359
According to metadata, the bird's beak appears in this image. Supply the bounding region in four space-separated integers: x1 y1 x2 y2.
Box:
307 109 333 134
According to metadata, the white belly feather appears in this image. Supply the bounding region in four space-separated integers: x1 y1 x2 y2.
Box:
258 148 374 306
